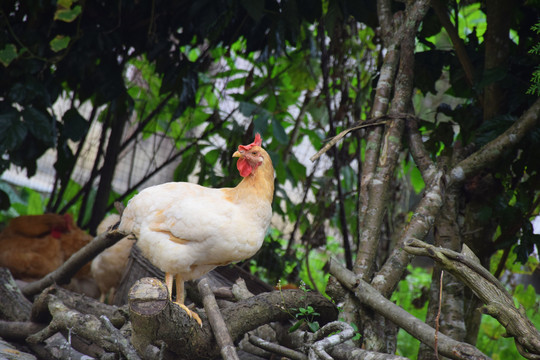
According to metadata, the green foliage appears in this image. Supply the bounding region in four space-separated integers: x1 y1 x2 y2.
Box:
0 185 44 221
527 20 540 96
0 44 17 67
278 280 321 333
392 266 540 359
490 247 539 276
391 266 432 358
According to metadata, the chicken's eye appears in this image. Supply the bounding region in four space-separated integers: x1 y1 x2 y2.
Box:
251 151 257 155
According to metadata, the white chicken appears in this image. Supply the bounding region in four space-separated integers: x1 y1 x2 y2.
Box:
118 134 274 325
91 214 134 303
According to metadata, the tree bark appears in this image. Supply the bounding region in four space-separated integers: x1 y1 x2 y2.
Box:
419 178 465 360
483 0 513 121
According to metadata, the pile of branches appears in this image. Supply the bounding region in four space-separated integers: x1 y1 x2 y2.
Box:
1 230 539 360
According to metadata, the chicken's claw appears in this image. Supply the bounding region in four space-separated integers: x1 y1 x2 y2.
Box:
174 301 203 327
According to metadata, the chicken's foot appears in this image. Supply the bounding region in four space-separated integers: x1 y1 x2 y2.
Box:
164 272 203 326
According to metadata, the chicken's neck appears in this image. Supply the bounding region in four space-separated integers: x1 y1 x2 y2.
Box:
233 161 274 204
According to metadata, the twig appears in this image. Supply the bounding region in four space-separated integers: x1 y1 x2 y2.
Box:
373 169 446 297
435 271 444 360
198 277 240 360
406 118 437 183
329 344 410 360
100 315 141 360
309 322 355 360
431 0 475 87
310 118 396 162
248 335 308 360
22 230 127 298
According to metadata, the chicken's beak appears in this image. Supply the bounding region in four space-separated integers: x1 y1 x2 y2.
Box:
232 151 242 158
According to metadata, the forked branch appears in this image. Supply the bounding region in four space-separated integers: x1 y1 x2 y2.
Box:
404 239 540 360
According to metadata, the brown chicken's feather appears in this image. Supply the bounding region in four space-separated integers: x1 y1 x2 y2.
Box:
0 213 93 281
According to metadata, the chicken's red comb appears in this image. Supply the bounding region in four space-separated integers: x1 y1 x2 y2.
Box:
238 133 262 152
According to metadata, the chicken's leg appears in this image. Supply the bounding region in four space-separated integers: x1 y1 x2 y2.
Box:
164 272 202 326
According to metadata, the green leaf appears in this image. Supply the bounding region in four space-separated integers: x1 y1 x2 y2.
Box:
253 113 270 135
50 35 71 52
22 107 55 146
57 0 74 8
0 191 10 211
239 0 264 22
514 284 536 309
239 101 258 117
288 319 305 333
204 149 220 166
0 108 27 151
288 158 306 182
272 118 287 144
409 164 425 194
54 5 82 22
0 44 18 67
308 321 320 332
63 108 89 141
27 191 44 215
174 148 198 182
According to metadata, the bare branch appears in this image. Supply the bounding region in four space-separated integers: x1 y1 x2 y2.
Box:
406 118 437 183
374 169 446 297
450 97 540 186
329 344 410 360
128 277 338 359
431 0 475 87
0 321 45 341
309 322 355 360
249 335 308 360
404 239 540 359
198 277 240 360
327 258 492 360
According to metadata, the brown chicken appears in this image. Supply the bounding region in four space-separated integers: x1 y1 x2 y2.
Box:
0 213 93 281
91 214 134 302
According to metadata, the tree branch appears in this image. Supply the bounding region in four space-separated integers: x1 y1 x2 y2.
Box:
450 97 540 186
403 239 540 359
374 169 445 297
198 277 240 360
431 0 475 87
327 258 492 360
406 118 437 183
